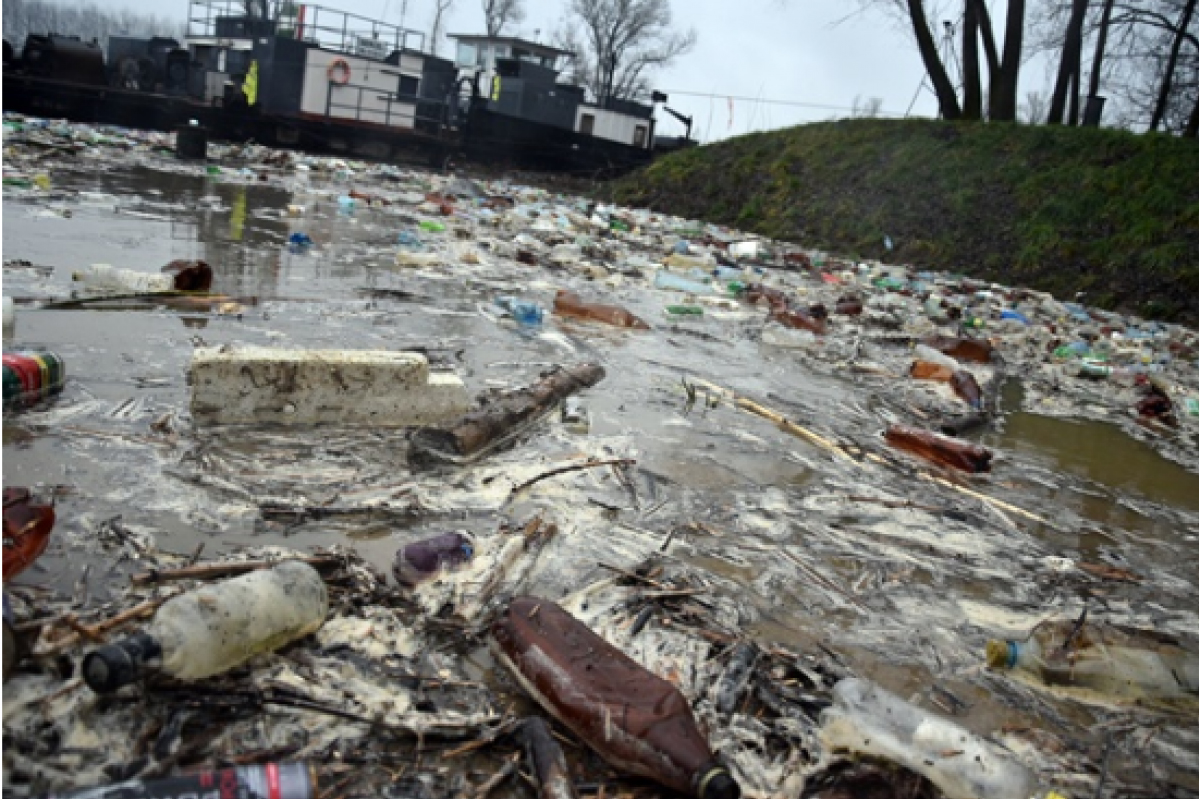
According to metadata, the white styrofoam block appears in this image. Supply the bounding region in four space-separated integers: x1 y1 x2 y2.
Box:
191 347 469 427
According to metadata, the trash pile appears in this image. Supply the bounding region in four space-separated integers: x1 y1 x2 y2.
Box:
4 112 1199 798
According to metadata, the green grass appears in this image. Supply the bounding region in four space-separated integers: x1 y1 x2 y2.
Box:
611 120 1199 323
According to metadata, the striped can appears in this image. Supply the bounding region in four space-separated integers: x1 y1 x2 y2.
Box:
3 349 66 410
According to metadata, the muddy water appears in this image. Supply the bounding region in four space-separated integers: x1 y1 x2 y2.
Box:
5 160 1199 794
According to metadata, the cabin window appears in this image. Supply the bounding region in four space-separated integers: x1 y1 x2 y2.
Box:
633 125 647 147
580 114 595 135
456 42 478 68
399 75 420 99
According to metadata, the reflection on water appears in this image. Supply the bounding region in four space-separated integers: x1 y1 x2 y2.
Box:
987 413 1199 515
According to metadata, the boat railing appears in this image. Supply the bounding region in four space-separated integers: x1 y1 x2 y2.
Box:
187 0 425 55
322 74 455 135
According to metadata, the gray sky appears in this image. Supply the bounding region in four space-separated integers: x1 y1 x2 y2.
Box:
103 0 1054 142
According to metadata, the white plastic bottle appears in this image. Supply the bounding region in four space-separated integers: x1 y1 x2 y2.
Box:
83 561 328 692
820 678 1066 799
72 263 175 294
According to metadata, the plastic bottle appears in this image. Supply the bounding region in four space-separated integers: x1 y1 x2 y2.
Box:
835 295 863 316
72 264 175 294
392 532 474 587
493 597 740 799
820 679 1064 799
82 561 328 693
3 487 56 583
986 620 1199 699
772 306 827 335
495 296 545 328
914 344 960 371
885 424 993 473
553 290 649 330
950 369 984 409
922 335 994 364
38 763 317 799
3 349 67 410
561 396 591 434
654 270 717 295
910 360 954 382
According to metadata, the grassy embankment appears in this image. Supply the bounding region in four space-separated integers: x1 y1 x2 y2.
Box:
610 119 1199 324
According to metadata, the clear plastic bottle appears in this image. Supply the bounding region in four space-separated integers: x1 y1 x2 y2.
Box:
820 678 1065 799
83 561 328 693
986 620 1199 699
914 343 960 371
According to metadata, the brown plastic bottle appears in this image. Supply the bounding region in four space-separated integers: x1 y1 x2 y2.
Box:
950 369 984 409
910 360 954 382
834 295 863 316
885 424 992 473
772 307 828 335
922 335 994 364
553 290 649 329
744 284 788 309
492 596 740 799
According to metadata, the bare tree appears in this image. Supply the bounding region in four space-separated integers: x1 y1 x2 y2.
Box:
1048 0 1091 124
4 0 184 50
852 95 885 117
482 0 524 38
428 0 455 57
861 0 1026 122
1149 0 1197 129
1021 88 1049 123
567 0 695 104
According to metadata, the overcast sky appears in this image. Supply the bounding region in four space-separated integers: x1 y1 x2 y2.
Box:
106 0 1054 142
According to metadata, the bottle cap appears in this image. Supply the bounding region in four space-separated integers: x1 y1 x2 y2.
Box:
82 633 162 693
985 639 1017 669
696 765 740 799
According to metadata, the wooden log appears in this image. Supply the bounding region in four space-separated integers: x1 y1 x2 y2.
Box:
409 364 606 466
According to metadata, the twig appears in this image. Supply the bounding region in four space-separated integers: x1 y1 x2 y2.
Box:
34 591 181 655
130 556 343 586
509 459 635 497
780 550 869 611
442 718 522 759
596 563 669 589
476 754 521 797
185 542 206 567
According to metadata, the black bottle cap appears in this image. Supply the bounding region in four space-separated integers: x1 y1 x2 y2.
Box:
82 633 162 693
697 765 740 799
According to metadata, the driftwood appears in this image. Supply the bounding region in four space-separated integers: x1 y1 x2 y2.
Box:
130 555 343 586
409 364 606 467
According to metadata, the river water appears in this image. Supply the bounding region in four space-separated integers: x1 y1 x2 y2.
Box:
3 141 1199 796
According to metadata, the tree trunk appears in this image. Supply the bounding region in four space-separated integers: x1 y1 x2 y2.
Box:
1185 93 1199 138
1087 0 1115 99
1067 69 1081 125
963 0 983 120
1149 0 1197 131
907 0 962 119
988 0 1026 121
970 0 1001 78
1048 0 1090 125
